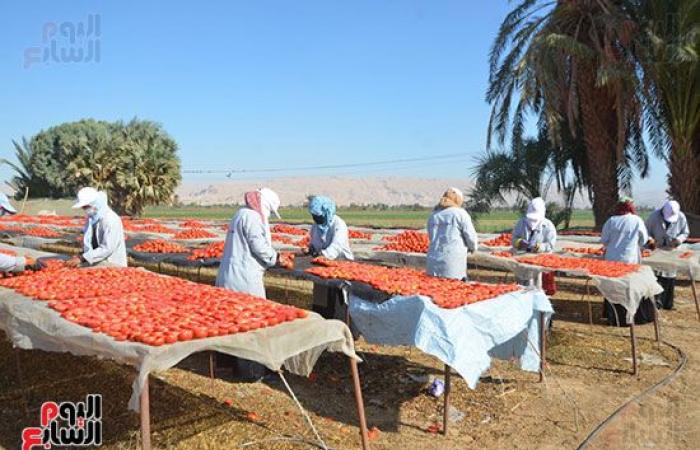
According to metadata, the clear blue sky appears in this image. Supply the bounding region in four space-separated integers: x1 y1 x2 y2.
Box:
0 0 665 193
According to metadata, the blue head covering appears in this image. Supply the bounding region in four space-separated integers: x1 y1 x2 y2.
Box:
0 193 17 215
308 196 336 233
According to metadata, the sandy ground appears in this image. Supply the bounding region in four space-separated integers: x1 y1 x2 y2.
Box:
0 271 698 450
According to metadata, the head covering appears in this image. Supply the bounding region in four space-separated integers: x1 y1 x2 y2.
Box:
244 191 263 220
661 200 680 223
437 187 464 210
259 187 281 220
308 196 336 233
72 187 100 209
526 197 546 229
614 197 636 216
0 193 17 214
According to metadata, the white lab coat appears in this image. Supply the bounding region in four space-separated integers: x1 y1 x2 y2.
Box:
310 216 354 260
601 214 649 264
426 207 478 280
645 209 690 277
82 208 127 267
511 217 557 252
216 208 278 298
0 254 26 272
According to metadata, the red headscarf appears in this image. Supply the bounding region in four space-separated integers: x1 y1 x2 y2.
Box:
244 191 264 220
614 200 636 216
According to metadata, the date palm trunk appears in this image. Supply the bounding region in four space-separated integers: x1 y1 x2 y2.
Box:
669 130 700 214
578 68 621 230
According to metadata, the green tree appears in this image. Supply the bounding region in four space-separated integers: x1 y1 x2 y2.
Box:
9 118 181 216
641 0 700 214
488 0 649 229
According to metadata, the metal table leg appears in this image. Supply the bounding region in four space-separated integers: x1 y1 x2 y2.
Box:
209 352 216 380
349 357 370 450
442 364 452 436
140 375 152 450
629 323 638 376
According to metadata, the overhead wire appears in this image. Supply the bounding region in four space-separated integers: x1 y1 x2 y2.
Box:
183 152 469 175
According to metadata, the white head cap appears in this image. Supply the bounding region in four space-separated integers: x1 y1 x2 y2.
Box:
72 187 100 209
447 187 464 204
526 197 546 227
662 200 680 223
0 193 17 214
259 187 281 219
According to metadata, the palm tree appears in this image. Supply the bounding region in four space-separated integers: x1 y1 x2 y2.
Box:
469 132 579 227
641 0 700 214
488 0 649 229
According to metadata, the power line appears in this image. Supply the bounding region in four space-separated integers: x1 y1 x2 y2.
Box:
182 152 469 174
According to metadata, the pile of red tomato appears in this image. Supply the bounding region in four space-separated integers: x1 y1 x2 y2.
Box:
24 226 62 238
377 231 429 254
680 251 694 259
135 224 178 234
188 241 225 260
348 229 372 240
180 220 206 228
295 234 311 249
563 247 651 258
278 252 295 269
133 240 189 254
271 224 307 236
173 229 217 239
563 247 605 256
0 267 308 345
491 251 513 258
272 234 296 245
559 229 600 236
517 254 640 277
0 214 81 228
306 259 520 308
482 233 512 247
0 249 18 256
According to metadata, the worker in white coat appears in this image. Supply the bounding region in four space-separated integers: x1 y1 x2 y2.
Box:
512 198 557 253
216 188 282 298
645 200 690 310
215 187 282 381
601 198 649 264
600 198 653 326
307 195 353 260
0 192 35 272
66 187 127 268
0 193 17 216
511 197 558 290
426 187 477 280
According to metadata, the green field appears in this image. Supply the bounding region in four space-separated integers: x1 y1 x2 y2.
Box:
15 198 599 232
144 204 598 232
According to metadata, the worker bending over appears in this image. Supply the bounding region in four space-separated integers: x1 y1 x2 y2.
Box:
307 195 353 260
646 200 690 310
66 188 127 268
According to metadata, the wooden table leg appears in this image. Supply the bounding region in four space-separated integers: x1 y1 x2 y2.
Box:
140 375 152 450
14 350 30 418
539 312 546 382
653 303 661 342
630 323 638 376
209 352 215 380
691 278 700 322
349 357 370 450
443 364 451 435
